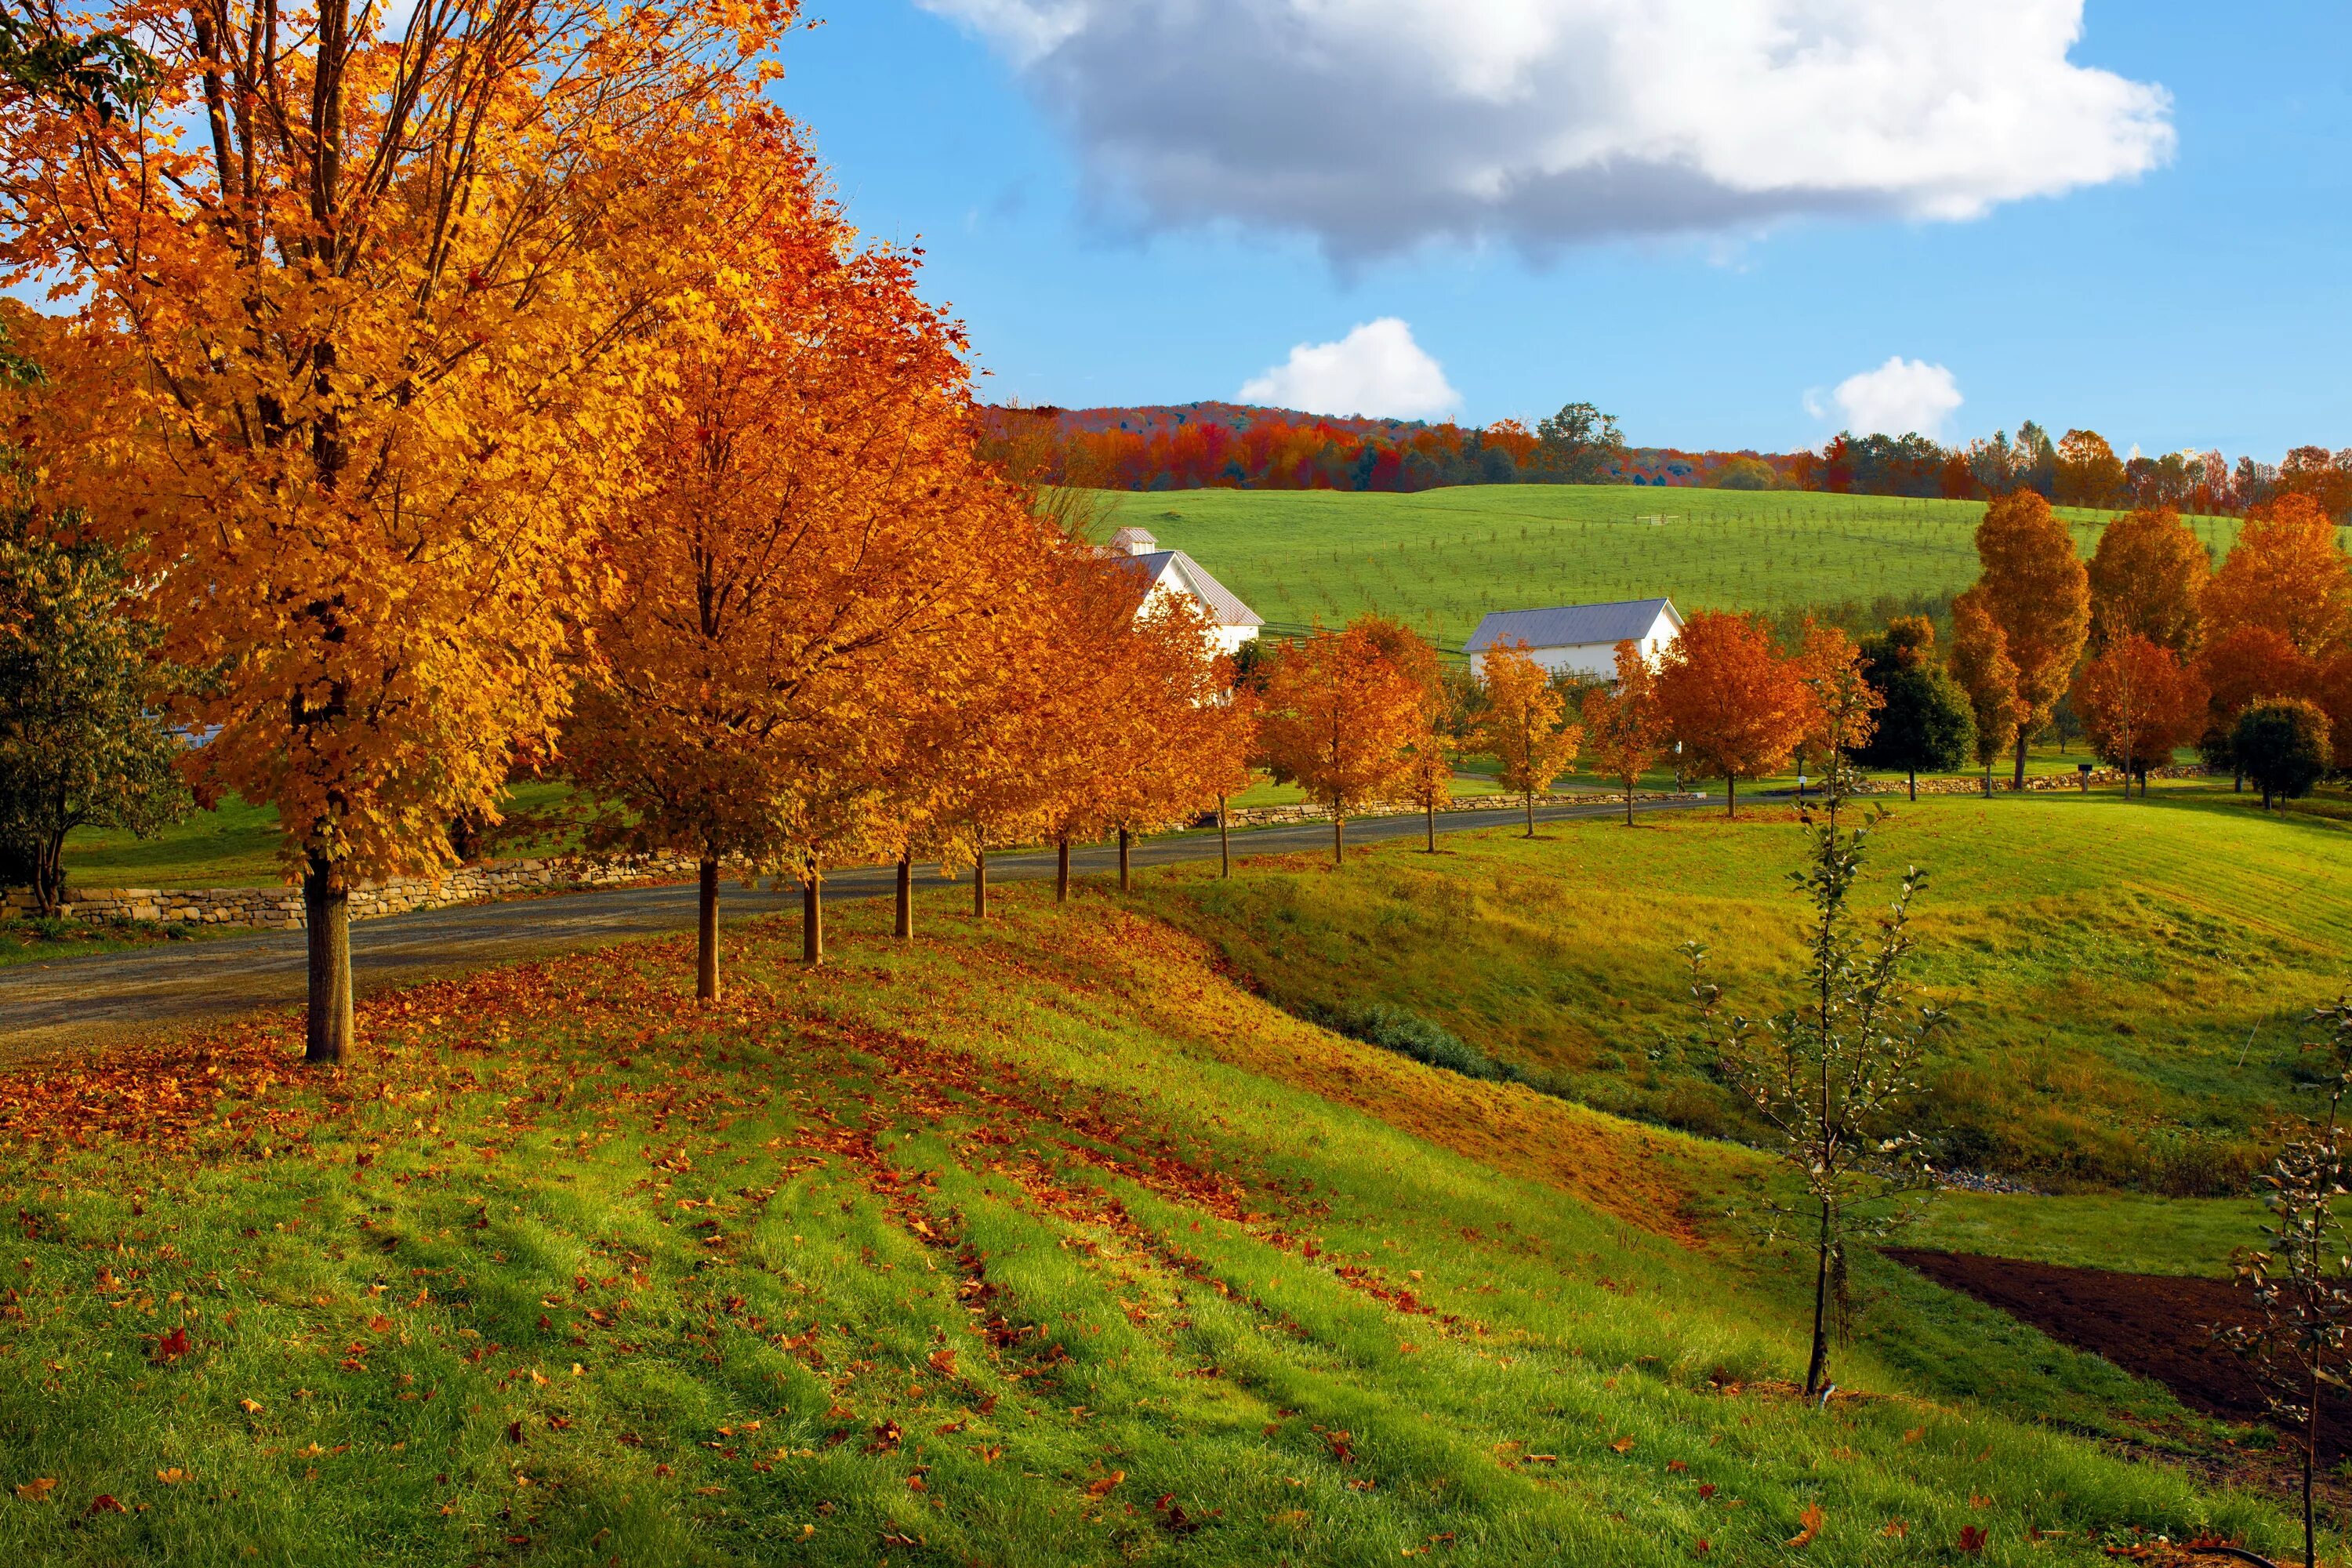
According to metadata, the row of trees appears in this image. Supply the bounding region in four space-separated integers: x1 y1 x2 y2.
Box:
0 0 1290 1062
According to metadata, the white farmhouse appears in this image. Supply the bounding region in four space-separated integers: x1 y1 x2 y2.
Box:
1105 528 1265 659
1463 597 1683 681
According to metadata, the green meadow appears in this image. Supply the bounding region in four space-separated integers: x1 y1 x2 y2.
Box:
1138 781 2352 1194
1 791 2332 1566
1098 485 2267 649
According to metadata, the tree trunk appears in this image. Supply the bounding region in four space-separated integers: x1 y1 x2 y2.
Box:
895 855 913 940
1624 775 1635 827
695 855 720 1004
1056 837 1070 902
2234 766 2244 793
303 851 354 1064
33 828 66 917
1118 829 1131 891
1221 797 1233 875
2013 728 2028 791
803 866 822 966
1725 774 1737 818
1523 790 1534 837
1333 811 1345 866
1425 799 1436 853
2306 1362 2321 1568
1805 1198 1832 1397
1907 768 1917 803
973 844 989 919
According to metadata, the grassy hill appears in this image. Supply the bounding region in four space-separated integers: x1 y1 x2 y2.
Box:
1097 486 2264 649
1138 782 2352 1193
0 793 2325 1564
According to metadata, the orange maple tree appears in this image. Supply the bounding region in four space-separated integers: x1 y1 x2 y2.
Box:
1947 589 2027 794
1653 611 1810 818
2204 494 2352 658
1795 621 1882 800
1581 641 1669 826
2086 507 2209 655
1256 620 1428 865
2320 652 2352 774
1474 644 1580 836
2195 626 2320 789
1970 492 2091 788
563 217 1033 996
2071 634 2209 797
3 0 798 1059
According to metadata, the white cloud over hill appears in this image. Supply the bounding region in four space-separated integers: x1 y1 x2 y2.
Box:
1808 356 1965 437
1239 319 1461 419
920 0 2174 260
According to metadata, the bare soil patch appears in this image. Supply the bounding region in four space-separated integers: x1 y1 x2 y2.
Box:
1887 1248 2351 1460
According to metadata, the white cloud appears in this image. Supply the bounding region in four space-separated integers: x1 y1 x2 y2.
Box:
921 0 2172 260
1239 318 1461 419
1813 356 1963 437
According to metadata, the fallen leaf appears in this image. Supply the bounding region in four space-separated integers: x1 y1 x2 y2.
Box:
238 1399 263 1415
1086 1470 1124 1497
152 1327 191 1364
1882 1520 1909 1539
1958 1524 1987 1555
85 1494 126 1515
13 1478 56 1502
1609 1437 1635 1455
1787 1502 1824 1548
155 1468 187 1486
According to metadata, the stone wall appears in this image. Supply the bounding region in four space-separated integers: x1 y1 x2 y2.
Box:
1221 790 1705 829
1845 762 2213 797
22 851 702 931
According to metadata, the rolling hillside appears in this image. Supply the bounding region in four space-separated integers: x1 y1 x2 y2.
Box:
1096 486 2260 649
0 795 2326 1565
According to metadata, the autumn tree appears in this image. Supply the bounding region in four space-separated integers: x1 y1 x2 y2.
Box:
1947 590 2027 796
2196 627 2320 789
1257 621 1427 866
2070 635 2209 797
1653 612 1810 818
2086 507 2208 655
1795 622 1880 800
564 217 1029 997
2054 429 2125 508
1096 597 1245 892
1581 640 1669 826
1854 618 1973 800
2322 653 2352 776
1971 492 2092 789
1475 645 1580 836
2205 495 2352 659
3 0 799 1060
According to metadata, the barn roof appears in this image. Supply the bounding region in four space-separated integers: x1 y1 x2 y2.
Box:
1462 597 1681 655
1112 550 1265 629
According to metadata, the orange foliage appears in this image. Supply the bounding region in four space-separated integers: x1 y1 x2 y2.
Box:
1947 589 2026 775
1796 621 1882 793
2320 652 2352 773
1256 621 1429 863
1581 641 1670 826
2195 626 2319 739
2070 635 2208 788
1474 645 1581 834
2203 494 2352 657
1652 612 1810 816
1971 492 2091 778
2086 507 2208 655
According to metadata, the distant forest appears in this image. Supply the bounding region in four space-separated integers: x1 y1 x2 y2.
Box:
982 401 2352 520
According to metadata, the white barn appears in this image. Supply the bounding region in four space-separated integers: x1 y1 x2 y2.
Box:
1106 528 1264 659
1463 597 1683 681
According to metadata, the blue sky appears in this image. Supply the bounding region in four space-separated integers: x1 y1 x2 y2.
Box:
776 2 2347 458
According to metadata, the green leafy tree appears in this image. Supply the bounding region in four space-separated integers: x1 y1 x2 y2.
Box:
0 0 159 124
1854 619 1973 799
1532 402 1626 485
2235 699 2332 810
1679 777 1945 1397
0 524 190 913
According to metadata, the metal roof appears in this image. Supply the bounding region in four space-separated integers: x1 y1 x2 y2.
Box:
1111 550 1266 629
1462 597 1681 655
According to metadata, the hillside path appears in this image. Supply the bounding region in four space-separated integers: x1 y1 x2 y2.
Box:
12 795 1704 1052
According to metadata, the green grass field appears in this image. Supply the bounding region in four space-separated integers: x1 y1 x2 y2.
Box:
1098 485 2280 650
0 851 2296 1561
1137 781 2352 1194
1 797 2330 1564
